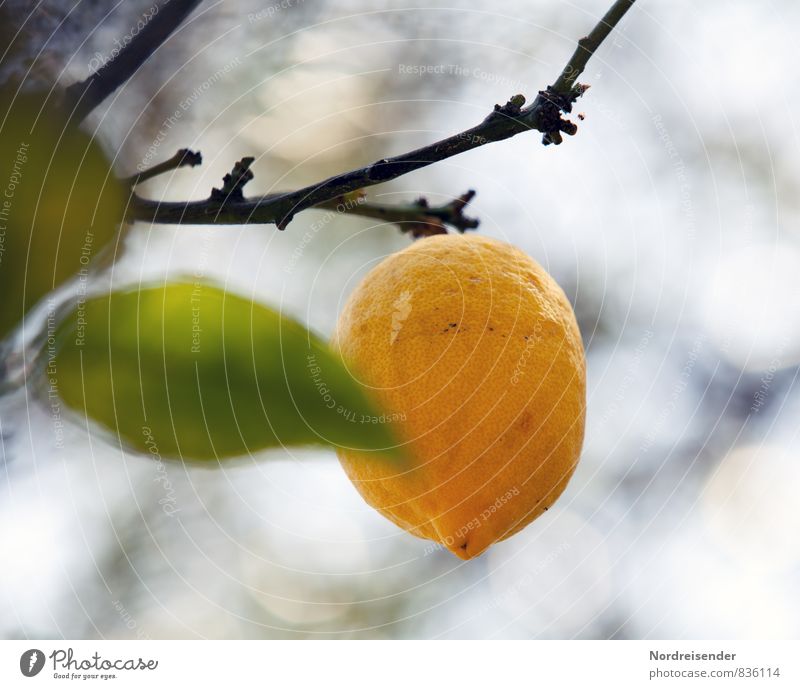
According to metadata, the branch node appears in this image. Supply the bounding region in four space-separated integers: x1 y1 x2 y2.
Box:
401 189 479 238
560 120 579 136
537 85 588 145
543 131 563 147
211 156 255 202
487 94 528 123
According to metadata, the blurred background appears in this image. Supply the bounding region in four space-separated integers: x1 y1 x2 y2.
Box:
2 0 799 639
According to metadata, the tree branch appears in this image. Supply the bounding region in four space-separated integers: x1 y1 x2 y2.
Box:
127 0 637 231
127 155 479 235
127 95 563 229
62 0 203 124
551 0 636 95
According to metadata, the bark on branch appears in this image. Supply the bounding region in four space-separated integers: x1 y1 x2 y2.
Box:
113 0 637 231
62 0 203 124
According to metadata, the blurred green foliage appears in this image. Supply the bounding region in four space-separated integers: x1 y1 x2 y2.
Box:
0 88 125 338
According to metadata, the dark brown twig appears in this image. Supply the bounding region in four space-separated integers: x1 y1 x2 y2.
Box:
127 92 560 229
317 190 479 238
551 0 636 95
131 153 478 234
124 0 637 230
62 0 203 124
123 148 202 187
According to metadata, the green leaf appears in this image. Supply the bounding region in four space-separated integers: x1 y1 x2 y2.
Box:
0 89 125 339
47 282 400 461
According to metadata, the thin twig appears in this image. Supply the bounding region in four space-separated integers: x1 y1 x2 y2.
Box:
123 148 202 187
126 0 637 230
127 96 553 228
62 0 203 124
130 155 478 235
317 190 480 237
550 0 637 95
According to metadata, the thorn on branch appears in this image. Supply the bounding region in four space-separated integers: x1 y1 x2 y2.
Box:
211 156 255 202
276 211 294 232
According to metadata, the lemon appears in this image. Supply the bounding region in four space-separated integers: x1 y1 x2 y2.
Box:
333 235 585 559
